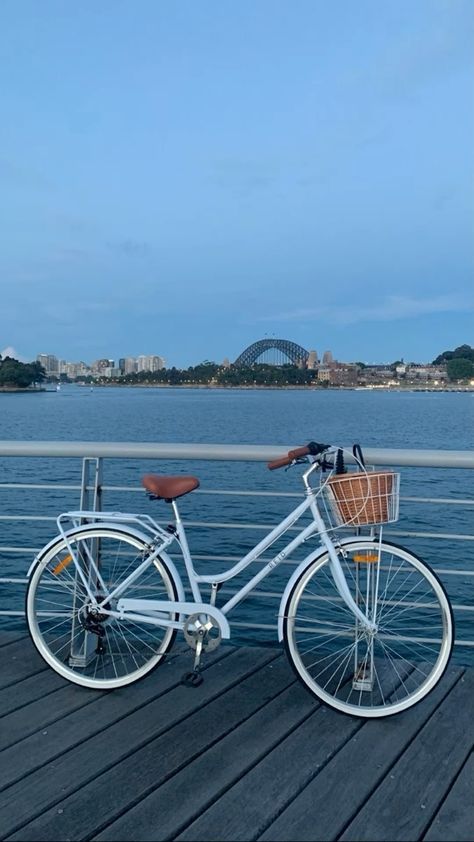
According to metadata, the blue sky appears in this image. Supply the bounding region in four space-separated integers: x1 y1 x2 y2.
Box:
0 0 472 367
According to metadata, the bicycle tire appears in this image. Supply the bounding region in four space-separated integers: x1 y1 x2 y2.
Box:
26 525 179 689
283 539 454 717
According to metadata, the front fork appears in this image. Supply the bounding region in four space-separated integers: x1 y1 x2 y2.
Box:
322 532 380 692
322 533 378 633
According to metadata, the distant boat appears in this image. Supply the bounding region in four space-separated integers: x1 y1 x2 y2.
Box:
56 384 61 392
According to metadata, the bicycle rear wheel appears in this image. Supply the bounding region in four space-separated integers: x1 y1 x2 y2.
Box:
26 525 179 689
283 540 454 717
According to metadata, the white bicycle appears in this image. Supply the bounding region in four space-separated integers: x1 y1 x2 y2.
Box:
26 441 454 718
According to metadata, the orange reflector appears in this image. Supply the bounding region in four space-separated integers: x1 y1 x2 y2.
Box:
53 554 73 575
352 553 379 564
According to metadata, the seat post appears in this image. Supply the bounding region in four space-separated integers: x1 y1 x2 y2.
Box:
171 499 181 524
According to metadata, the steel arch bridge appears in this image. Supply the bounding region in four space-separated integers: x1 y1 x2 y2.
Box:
234 339 309 367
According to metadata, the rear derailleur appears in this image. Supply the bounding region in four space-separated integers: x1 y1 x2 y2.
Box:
78 604 107 654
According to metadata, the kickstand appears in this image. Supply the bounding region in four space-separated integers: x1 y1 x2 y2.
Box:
181 635 204 687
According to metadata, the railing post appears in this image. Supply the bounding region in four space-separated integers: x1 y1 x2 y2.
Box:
80 457 103 513
70 458 104 667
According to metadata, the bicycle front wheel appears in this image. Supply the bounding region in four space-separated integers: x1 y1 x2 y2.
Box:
26 526 179 689
283 540 454 717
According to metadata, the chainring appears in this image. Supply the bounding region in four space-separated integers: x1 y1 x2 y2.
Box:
183 613 222 652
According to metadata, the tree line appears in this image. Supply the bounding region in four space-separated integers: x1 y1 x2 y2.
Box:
119 362 316 387
0 356 45 389
432 344 474 381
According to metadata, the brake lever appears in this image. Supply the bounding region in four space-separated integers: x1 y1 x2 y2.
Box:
284 456 308 471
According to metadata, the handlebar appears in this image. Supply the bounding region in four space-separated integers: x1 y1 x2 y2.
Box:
267 441 331 471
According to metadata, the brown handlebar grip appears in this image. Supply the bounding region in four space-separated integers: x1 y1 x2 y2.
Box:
288 445 311 460
267 445 309 470
267 454 293 470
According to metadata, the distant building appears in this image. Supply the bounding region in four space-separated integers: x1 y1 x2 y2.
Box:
404 364 447 381
322 351 333 365
36 354 59 375
136 355 165 373
307 350 319 370
123 357 137 375
62 361 90 379
318 364 358 386
91 359 114 377
360 366 394 384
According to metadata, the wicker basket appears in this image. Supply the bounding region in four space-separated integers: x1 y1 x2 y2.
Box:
326 471 400 526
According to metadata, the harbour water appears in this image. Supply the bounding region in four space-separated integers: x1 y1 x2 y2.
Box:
1 383 472 450
0 385 473 656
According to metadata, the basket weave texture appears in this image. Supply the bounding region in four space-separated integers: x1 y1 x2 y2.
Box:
327 471 397 526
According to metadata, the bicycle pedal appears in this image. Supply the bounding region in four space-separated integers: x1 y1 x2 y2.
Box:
181 670 204 688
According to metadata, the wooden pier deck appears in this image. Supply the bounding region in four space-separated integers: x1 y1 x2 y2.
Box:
0 628 473 842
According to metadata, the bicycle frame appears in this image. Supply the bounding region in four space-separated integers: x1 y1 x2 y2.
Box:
50 460 376 636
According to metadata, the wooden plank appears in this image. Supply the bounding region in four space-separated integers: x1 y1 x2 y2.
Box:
95 679 325 841
7 651 290 842
0 636 47 689
340 669 474 842
9 650 288 840
424 753 474 842
98 656 414 840
0 630 30 648
0 682 106 753
0 669 66 718
0 642 231 754
3 625 473 842
0 644 234 792
258 665 464 842
175 704 361 842
1 646 280 839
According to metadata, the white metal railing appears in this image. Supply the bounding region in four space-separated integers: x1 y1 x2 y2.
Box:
0 440 473 467
0 441 472 654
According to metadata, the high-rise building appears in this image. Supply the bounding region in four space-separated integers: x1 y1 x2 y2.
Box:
136 355 165 372
36 354 59 375
91 359 113 375
123 357 137 375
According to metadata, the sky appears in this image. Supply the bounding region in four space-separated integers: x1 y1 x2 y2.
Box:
0 0 473 368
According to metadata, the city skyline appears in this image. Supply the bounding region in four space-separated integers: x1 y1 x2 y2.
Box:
1 2 472 367
5 339 465 372
23 348 455 390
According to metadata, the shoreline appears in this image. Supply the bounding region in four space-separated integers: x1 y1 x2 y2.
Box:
72 383 474 393
0 387 47 394
1 384 473 394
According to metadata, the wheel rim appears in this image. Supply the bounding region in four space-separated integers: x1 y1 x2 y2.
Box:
27 528 177 688
284 542 453 717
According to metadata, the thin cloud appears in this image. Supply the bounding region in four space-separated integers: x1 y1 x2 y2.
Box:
368 2 474 102
107 239 152 256
211 158 279 193
257 295 471 326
